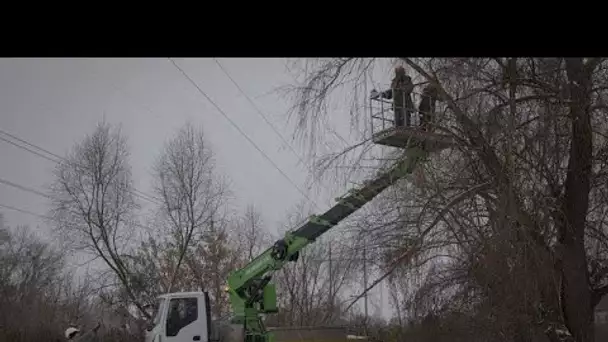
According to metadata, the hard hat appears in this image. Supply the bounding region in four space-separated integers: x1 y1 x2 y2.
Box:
65 327 80 339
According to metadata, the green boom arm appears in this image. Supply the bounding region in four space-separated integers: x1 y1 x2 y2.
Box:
226 147 427 342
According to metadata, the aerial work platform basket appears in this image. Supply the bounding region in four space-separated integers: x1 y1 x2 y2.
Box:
368 86 454 153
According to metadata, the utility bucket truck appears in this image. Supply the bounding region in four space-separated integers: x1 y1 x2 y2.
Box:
146 294 349 342
146 79 452 342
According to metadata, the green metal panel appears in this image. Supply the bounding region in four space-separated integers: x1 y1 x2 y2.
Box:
262 283 277 313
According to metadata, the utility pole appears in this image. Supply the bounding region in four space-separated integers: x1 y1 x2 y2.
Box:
328 242 334 316
362 245 368 335
310 248 371 327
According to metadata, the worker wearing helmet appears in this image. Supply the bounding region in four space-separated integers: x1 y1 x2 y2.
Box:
390 66 415 128
65 322 101 341
370 66 415 128
418 84 439 132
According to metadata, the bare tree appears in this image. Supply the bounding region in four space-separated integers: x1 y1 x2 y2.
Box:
0 223 86 341
153 122 229 293
109 120 234 319
186 218 242 317
0 216 150 341
49 121 149 318
233 203 271 263
287 57 608 342
267 203 357 327
119 234 169 308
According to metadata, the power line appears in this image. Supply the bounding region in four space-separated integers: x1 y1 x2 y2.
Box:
215 58 353 211
0 129 168 204
0 128 161 204
0 177 155 232
132 189 160 204
0 135 60 163
0 203 51 220
0 128 65 162
214 58 331 207
169 58 319 210
213 58 311 172
0 129 161 206
0 177 52 199
281 59 351 147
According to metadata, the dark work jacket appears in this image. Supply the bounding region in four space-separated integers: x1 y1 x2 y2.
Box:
387 75 414 113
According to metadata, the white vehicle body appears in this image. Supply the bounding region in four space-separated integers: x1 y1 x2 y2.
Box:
144 291 347 342
145 291 213 342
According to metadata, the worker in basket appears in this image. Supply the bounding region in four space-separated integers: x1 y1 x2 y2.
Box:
65 322 101 341
418 83 439 132
370 66 415 128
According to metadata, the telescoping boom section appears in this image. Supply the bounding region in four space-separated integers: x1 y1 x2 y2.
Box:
225 142 443 342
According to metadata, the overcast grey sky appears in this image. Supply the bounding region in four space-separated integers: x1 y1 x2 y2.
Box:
0 58 310 230
0 57 395 319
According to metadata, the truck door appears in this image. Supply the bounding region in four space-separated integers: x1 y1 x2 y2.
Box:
145 298 167 342
165 295 210 342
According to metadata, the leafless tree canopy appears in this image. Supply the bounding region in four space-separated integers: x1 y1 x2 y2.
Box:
267 203 358 327
288 57 608 342
234 204 271 263
153 122 229 292
49 121 149 318
0 223 113 341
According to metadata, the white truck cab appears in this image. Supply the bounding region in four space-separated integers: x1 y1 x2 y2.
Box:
143 291 342 342
145 291 212 342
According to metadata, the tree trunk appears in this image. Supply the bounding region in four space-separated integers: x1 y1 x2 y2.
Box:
558 58 594 342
